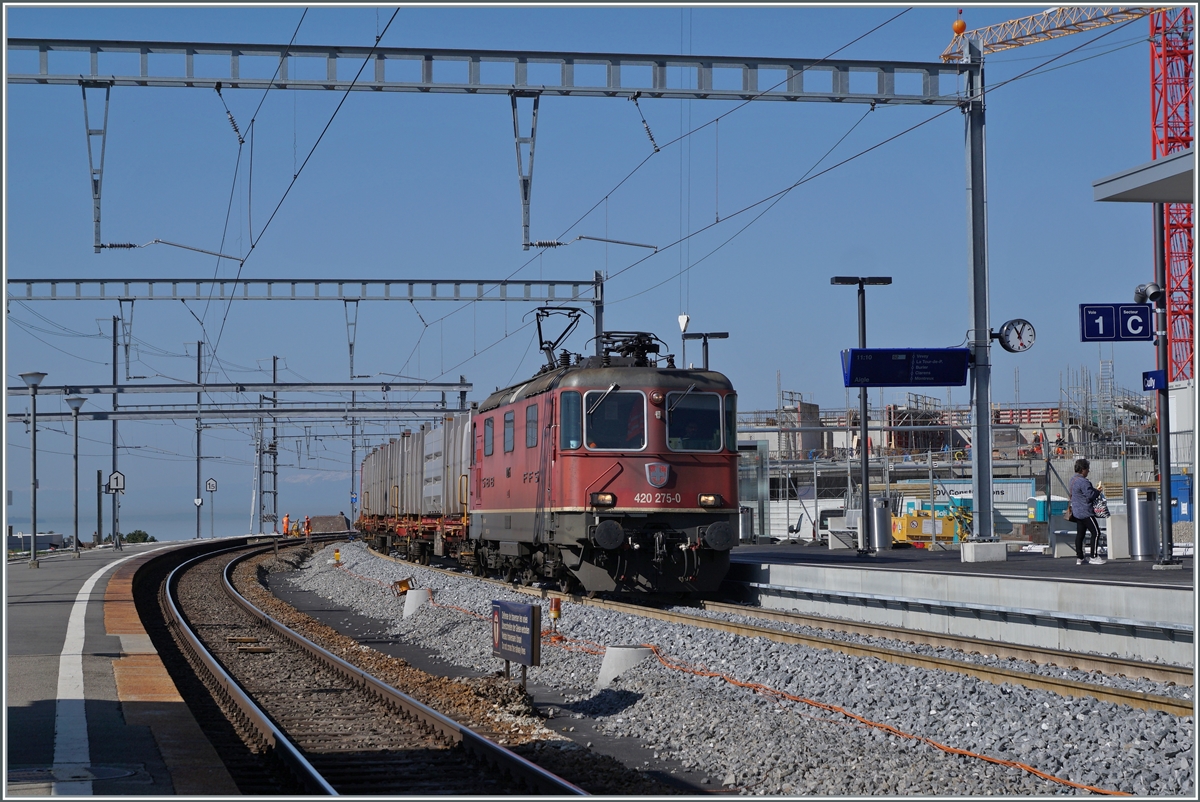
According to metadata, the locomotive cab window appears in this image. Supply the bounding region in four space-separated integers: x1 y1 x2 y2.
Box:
483 418 494 456
503 411 515 452
667 392 722 452
526 404 538 448
584 391 645 450
560 391 582 450
724 393 738 452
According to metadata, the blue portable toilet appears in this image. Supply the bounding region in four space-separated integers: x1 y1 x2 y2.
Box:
1171 474 1193 523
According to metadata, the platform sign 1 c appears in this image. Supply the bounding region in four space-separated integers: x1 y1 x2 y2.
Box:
491 600 541 666
1079 304 1154 342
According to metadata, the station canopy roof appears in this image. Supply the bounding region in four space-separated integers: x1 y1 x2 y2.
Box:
1092 148 1194 204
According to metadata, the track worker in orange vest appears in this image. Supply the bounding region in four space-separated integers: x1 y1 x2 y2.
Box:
281 513 290 538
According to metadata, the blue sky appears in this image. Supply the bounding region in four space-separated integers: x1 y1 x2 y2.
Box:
4 5 1164 539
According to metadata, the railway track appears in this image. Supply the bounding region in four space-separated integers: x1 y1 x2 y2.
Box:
161 540 585 795
381 549 1193 717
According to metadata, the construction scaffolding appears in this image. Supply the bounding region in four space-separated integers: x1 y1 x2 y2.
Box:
1060 362 1156 455
885 393 952 453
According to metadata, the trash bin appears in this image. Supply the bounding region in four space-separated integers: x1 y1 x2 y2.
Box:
869 498 892 552
1125 488 1159 561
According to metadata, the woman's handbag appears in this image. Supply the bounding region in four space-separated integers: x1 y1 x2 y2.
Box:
1064 504 1075 522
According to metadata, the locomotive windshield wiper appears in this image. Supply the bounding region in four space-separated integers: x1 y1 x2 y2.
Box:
587 383 620 415
667 383 696 413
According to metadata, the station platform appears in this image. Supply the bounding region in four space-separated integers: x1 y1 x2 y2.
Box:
5 543 237 796
728 543 1195 666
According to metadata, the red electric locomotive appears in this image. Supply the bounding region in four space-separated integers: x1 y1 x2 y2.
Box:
466 330 739 593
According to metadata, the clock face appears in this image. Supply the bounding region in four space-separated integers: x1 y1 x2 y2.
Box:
1000 319 1035 353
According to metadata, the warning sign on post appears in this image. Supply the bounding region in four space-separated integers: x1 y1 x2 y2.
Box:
491 600 541 667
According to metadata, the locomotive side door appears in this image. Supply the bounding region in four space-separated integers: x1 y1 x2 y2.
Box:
472 421 483 508
544 395 555 508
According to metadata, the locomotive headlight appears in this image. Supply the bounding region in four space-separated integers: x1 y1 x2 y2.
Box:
590 492 617 507
649 391 665 405
698 494 723 507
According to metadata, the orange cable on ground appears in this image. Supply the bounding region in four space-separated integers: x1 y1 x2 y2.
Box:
328 564 1126 796
430 595 487 621
642 644 1130 797
540 629 607 656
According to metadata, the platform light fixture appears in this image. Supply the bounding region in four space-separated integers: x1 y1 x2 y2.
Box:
1136 266 1178 567
1134 282 1165 303
831 276 893 287
830 276 893 553
65 396 87 558
19 371 47 568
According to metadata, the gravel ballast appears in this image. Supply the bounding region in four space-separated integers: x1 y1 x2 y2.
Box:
285 542 1195 796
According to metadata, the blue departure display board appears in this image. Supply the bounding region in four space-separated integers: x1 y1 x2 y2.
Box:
841 348 970 388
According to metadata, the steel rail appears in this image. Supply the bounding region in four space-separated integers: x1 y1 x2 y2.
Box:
222 544 588 796
697 600 1195 687
579 596 1195 717
162 544 336 794
390 555 1193 717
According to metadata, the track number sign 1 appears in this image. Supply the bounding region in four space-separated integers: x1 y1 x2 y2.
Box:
1079 304 1154 342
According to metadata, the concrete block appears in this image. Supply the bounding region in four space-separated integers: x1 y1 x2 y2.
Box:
596 645 653 688
828 528 856 550
1107 514 1130 560
403 587 431 618
960 541 1008 562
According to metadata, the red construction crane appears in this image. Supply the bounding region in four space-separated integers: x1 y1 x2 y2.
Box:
944 7 1194 382
1150 8 1194 382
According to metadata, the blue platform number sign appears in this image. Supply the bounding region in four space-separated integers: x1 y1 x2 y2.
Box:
1143 370 1167 391
491 600 541 666
1080 304 1154 342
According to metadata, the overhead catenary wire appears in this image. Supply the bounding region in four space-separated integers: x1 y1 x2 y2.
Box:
18 7 917 405
375 12 918 388
209 8 396 365
547 7 915 249
8 30 1152 550
600 15 1144 303
9 319 112 365
615 103 877 306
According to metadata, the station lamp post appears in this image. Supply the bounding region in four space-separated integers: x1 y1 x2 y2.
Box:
831 277 892 552
19 371 47 567
66 396 87 558
1135 273 1179 568
681 332 729 370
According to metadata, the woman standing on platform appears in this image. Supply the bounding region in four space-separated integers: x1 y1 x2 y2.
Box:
1070 458 1106 565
